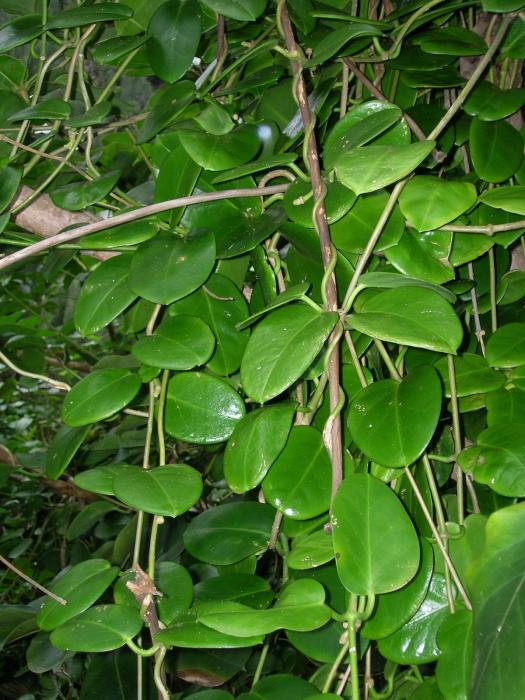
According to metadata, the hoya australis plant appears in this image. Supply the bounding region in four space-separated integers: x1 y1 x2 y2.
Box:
0 0 524 698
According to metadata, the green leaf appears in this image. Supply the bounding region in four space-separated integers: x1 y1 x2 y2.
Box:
486 387 525 425
79 220 157 250
62 369 141 427
482 0 525 11
74 465 134 496
157 562 193 625
75 256 137 336
169 275 248 375
0 166 20 214
199 0 266 21
349 366 442 468
51 171 120 211
184 501 275 565
415 27 486 55
385 229 454 285
335 141 435 195
46 3 133 29
458 423 525 497
436 610 472 700
486 323 525 367
26 632 66 673
378 574 450 664
470 118 524 183
92 35 146 65
464 81 525 121
147 0 200 83
155 609 263 648
236 283 310 330
324 103 404 170
332 474 420 594
347 287 463 354
37 559 118 631
165 371 245 444
399 176 477 231
194 573 273 609
50 605 141 652
66 501 116 541
178 126 260 171
9 98 71 122
435 353 505 397
66 102 112 127
308 23 383 66
198 579 331 636
331 190 405 254
283 180 355 228
287 527 334 570
479 185 525 215
358 271 456 302
0 15 42 53
113 464 202 516
249 673 320 700
45 425 89 480
75 651 137 699
240 305 338 403
129 231 216 304
224 402 295 493
132 315 215 370
263 426 331 519
467 502 525 699
212 154 298 185
362 538 434 639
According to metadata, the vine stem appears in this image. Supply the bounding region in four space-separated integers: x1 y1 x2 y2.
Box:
403 466 472 611
347 594 360 700
323 641 351 693
278 0 343 497
252 638 271 687
0 185 289 271
0 554 66 605
447 355 464 525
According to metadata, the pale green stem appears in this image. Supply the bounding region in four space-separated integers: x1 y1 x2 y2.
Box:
348 594 361 700
374 340 401 381
323 641 351 694
488 247 498 332
153 646 169 700
252 638 271 687
447 355 464 525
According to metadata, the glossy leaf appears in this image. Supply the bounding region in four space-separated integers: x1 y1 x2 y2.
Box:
435 353 505 397
183 501 274 565
283 179 355 228
248 674 318 700
66 102 112 127
347 287 463 354
37 559 118 631
237 283 310 330
157 562 193 625
178 126 260 171
335 141 435 195
75 256 137 336
129 231 216 304
46 3 133 29
0 166 20 213
385 229 454 285
169 274 248 375
132 315 215 370
332 474 420 595
113 465 202 517
45 425 89 480
399 176 477 231
263 426 331 519
62 369 141 427
199 0 266 20
147 1 201 83
194 574 273 610
486 323 525 367
197 579 331 636
308 23 383 66
378 574 450 664
486 387 525 425
50 605 141 652
287 527 334 570
165 372 244 444
415 27 486 55
0 15 42 52
436 610 472 700
479 185 525 215
51 171 120 211
79 220 157 250
155 609 263 648
362 538 434 640
468 502 525 699
224 403 295 493
470 118 524 183
9 99 71 122
464 80 525 121
74 465 135 496
458 423 525 497
66 501 116 540
240 305 338 403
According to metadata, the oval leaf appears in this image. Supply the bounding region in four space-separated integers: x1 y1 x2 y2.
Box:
147 0 201 83
50 605 142 652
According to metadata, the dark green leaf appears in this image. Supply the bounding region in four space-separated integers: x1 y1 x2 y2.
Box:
486 323 525 367
9 99 71 122
436 610 472 700
51 171 120 211
470 118 524 183
464 80 525 121
66 102 112 127
50 605 142 652
178 126 260 171
147 0 200 83
0 15 42 53
45 425 89 480
46 3 133 29
199 0 266 21
155 609 263 648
